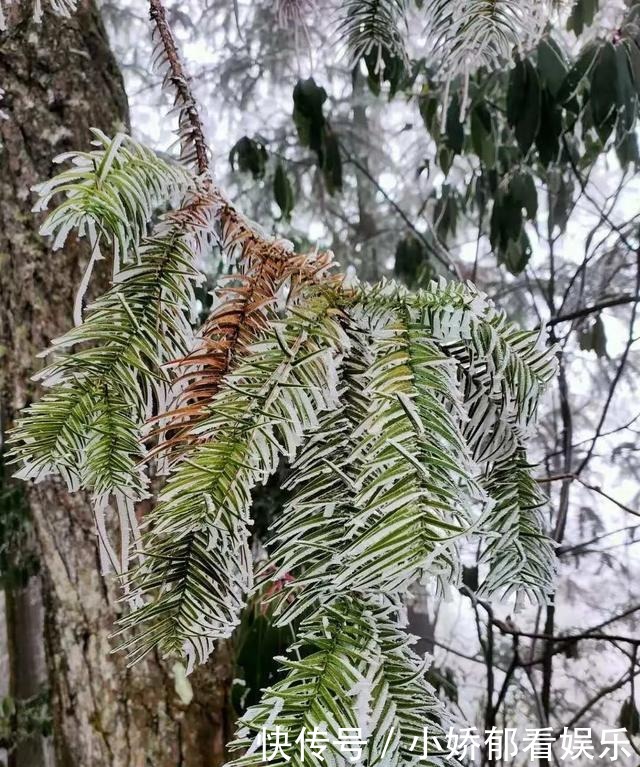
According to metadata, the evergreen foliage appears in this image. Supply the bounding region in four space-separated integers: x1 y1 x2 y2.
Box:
8 0 561 759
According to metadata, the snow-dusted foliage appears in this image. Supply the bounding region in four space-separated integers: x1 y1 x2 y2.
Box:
338 0 409 69
33 130 192 268
229 598 456 767
267 280 557 625
319 0 557 103
10 128 557 745
120 289 349 669
1 0 555 96
10 134 201 573
424 1 553 106
9 39 557 757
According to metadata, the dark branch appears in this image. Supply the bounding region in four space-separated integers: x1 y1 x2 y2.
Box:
149 0 210 175
544 294 640 328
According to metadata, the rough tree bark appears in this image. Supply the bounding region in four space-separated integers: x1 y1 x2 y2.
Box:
0 3 233 766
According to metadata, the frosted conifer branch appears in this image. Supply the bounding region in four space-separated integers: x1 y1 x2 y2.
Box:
9 4 560 741
276 0 316 29
425 0 553 115
338 0 409 70
0 0 78 29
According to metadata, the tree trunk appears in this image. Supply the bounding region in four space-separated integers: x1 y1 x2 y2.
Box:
0 4 233 766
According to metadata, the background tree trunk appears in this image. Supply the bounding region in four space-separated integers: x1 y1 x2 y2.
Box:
0 4 233 766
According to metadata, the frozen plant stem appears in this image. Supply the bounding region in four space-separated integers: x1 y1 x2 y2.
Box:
147 0 335 289
149 0 210 175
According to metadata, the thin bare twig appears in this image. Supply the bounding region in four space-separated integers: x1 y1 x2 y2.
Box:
461 587 640 646
149 0 210 175
342 147 461 279
543 294 640 329
539 473 640 520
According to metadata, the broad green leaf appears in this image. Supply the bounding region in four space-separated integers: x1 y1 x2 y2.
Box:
558 42 598 103
490 191 522 253
567 0 599 35
293 78 327 155
537 37 568 98
590 42 618 144
615 43 637 133
321 128 343 195
548 170 574 235
502 229 532 275
619 698 640 736
579 316 608 358
536 88 563 166
434 185 459 242
445 92 464 155
438 145 453 175
509 170 538 220
229 136 268 179
507 58 541 154
624 39 640 93
394 236 434 287
471 103 496 167
616 127 639 169
273 162 294 220
419 87 440 140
